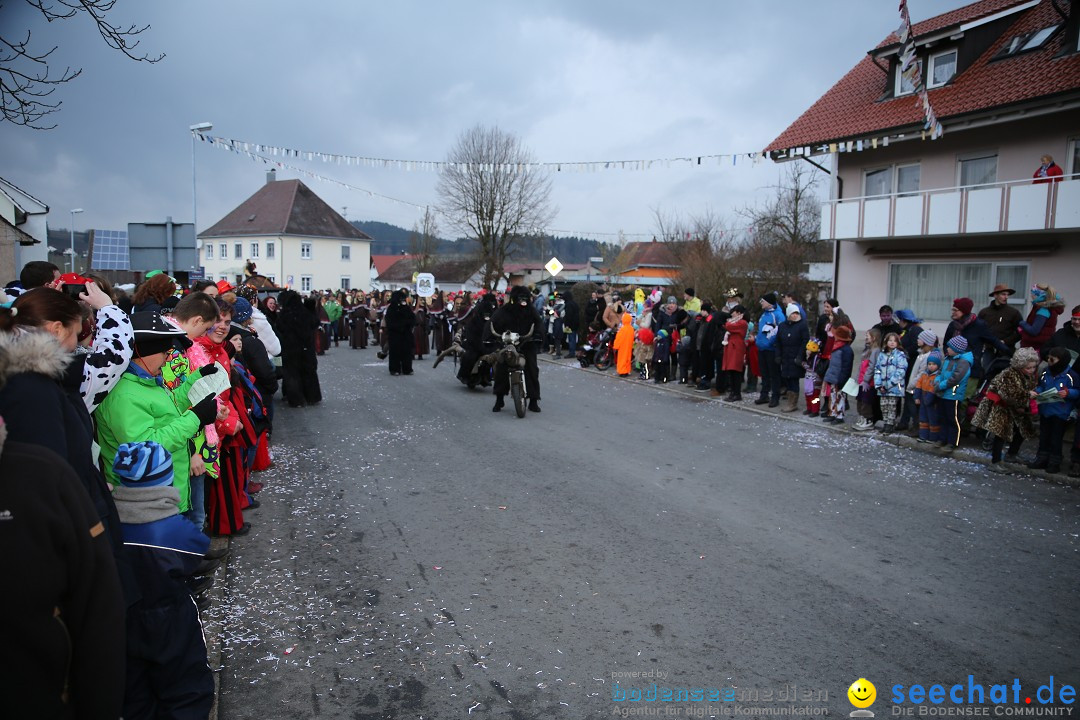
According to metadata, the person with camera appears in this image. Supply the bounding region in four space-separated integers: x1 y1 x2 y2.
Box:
487 285 543 413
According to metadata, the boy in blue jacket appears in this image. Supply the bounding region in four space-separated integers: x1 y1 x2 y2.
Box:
936 336 974 455
1029 347 1079 473
112 441 215 720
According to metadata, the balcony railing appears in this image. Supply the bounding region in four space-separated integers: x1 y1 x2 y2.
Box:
821 175 1080 241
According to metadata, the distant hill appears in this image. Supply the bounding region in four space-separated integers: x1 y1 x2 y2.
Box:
351 220 619 263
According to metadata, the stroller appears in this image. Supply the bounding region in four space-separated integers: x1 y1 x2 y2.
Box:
577 323 605 368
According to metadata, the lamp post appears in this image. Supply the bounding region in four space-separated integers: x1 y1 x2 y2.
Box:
190 122 213 236
69 208 83 273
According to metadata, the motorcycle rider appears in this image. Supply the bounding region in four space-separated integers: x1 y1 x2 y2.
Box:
488 285 542 413
457 292 499 388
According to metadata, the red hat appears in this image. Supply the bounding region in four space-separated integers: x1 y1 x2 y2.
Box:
216 279 235 294
952 297 974 315
59 272 91 285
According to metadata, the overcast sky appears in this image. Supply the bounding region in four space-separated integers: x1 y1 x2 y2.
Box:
0 0 972 244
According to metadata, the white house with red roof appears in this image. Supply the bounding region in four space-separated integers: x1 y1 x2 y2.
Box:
765 0 1080 336
200 171 372 293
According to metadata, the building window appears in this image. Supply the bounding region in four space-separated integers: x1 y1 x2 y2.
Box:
219 243 228 259
863 163 920 197
927 49 957 88
997 25 1061 58
220 275 229 282
895 59 922 96
266 275 276 284
340 276 351 291
250 242 259 259
301 275 312 292
958 153 997 187
897 163 920 196
864 167 891 197
234 243 242 259
888 262 1028 322
301 242 312 259
341 244 351 261
267 242 275 259
1066 138 1080 178
205 243 214 260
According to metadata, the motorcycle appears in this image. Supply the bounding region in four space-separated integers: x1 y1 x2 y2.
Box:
484 328 533 418
592 327 616 371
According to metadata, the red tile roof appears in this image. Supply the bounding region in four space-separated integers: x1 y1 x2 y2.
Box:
200 179 373 241
765 0 1080 152
611 241 686 272
372 254 414 275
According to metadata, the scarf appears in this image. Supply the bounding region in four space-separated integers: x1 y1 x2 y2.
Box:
112 485 181 524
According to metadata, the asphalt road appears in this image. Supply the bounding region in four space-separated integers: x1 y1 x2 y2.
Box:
214 346 1080 719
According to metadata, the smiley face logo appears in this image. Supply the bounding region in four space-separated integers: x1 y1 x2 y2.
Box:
848 678 876 709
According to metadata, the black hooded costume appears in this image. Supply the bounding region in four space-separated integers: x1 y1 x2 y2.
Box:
384 290 417 375
487 286 542 410
457 293 498 387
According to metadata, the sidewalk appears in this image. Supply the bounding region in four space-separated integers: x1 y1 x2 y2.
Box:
540 354 1080 487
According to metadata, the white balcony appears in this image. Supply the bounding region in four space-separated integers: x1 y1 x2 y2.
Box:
822 176 1080 240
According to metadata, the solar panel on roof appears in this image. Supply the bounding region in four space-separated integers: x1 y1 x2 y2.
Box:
90 229 130 271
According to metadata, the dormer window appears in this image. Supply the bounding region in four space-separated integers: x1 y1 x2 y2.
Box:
928 49 957 88
895 59 922 96
995 24 1060 58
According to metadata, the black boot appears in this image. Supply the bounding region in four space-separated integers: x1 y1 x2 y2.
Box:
493 396 505 412
1028 453 1049 470
528 400 541 413
1047 457 1062 474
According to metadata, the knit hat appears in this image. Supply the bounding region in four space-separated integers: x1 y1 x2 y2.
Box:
666 296 677 305
233 297 253 324
952 297 974 315
113 441 174 488
684 287 695 297
917 329 938 347
832 326 853 343
131 311 187 357
761 292 778 307
785 304 802 318
947 335 968 353
926 350 943 368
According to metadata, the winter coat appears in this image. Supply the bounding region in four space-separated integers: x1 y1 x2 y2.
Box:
113 485 210 607
899 323 923 376
755 306 786 351
0 435 125 720
1045 325 1080 372
1035 365 1079 420
776 318 809 379
722 318 748 372
873 348 909 397
905 349 932 394
248 307 281 357
971 367 1037 441
563 298 581 332
1019 304 1064 353
613 313 635 374
653 332 672 364
945 315 1010 378
977 302 1022 348
936 351 973 400
232 324 279 402
385 302 417 337
94 365 203 511
822 342 853 387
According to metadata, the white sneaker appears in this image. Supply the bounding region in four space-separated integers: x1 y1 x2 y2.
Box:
854 418 874 431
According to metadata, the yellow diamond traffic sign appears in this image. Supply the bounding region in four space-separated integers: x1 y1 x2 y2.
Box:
545 257 563 276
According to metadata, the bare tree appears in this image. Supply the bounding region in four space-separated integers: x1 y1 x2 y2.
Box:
408 206 441 273
436 125 556 290
2 0 164 129
659 206 741 304
732 162 827 304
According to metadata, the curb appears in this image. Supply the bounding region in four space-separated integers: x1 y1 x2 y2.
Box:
541 355 1080 487
205 535 229 720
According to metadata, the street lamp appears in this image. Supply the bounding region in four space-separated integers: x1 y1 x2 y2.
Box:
190 122 212 236
69 208 83 273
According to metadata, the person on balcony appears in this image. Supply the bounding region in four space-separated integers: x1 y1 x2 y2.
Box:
1032 155 1064 184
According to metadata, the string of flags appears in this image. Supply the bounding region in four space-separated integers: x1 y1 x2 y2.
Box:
898 0 945 139
195 126 943 173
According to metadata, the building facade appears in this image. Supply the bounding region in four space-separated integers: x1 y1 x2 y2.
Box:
199 172 372 293
766 0 1080 336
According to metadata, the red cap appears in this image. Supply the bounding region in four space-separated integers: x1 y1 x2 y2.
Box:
216 280 235 294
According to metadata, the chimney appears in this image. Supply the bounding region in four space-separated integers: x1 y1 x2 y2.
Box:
266 169 276 184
